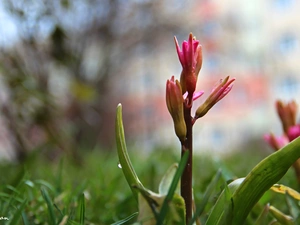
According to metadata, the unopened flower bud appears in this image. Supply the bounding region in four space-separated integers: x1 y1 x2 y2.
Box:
166 76 186 142
195 76 235 119
174 33 202 99
276 100 297 134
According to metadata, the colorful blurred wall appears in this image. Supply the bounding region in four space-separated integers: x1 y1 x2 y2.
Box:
0 0 300 159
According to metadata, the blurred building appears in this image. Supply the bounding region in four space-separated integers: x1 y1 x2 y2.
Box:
1 0 300 160
114 0 300 154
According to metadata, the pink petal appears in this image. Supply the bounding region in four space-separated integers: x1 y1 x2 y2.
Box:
174 36 185 66
183 91 204 101
287 125 300 141
192 91 204 101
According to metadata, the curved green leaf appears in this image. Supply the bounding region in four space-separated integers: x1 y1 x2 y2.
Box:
159 163 179 196
269 205 294 225
115 104 144 201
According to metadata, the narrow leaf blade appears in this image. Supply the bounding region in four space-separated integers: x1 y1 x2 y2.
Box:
41 187 56 225
8 199 27 225
189 169 222 225
79 193 85 225
111 212 138 225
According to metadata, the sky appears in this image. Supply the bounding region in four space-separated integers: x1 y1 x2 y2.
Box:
0 2 18 47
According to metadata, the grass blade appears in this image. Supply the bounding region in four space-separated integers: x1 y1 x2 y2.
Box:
41 187 56 225
189 169 222 225
8 199 27 225
205 178 244 225
111 212 138 225
22 212 30 225
78 193 85 225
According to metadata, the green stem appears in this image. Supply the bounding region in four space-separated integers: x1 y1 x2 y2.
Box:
181 105 193 224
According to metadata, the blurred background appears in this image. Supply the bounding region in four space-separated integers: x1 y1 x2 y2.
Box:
0 0 300 162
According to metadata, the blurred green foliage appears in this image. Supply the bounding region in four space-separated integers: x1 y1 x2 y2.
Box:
0 145 297 224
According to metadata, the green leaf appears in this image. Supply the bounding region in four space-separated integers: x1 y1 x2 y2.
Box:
35 180 56 192
231 137 300 225
8 199 27 225
269 205 294 225
21 211 30 225
115 104 144 201
218 180 233 225
159 163 179 196
205 178 244 225
135 159 186 225
136 189 162 224
78 193 85 225
157 151 189 225
135 187 185 224
189 169 222 225
254 203 270 225
135 152 188 225
285 192 300 221
269 220 281 225
111 212 138 225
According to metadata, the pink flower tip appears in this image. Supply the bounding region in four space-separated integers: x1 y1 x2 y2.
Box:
183 91 204 101
194 76 235 119
174 33 203 96
264 133 289 150
287 125 300 141
212 76 235 102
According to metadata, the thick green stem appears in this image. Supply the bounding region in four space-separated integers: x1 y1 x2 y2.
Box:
181 105 193 224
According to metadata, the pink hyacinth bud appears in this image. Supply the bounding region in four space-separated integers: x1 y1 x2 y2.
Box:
166 76 186 142
174 33 202 99
194 76 235 119
276 100 298 134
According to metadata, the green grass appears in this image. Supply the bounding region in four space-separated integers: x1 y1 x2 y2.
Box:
0 145 297 224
